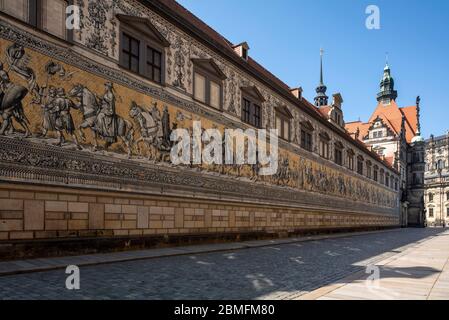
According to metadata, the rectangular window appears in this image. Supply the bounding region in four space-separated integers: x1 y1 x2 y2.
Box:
0 0 29 22
357 159 363 175
146 46 162 83
429 208 434 218
276 114 291 141
447 207 449 218
41 0 67 39
374 169 378 182
301 130 312 151
210 81 220 109
367 165 372 179
194 72 206 103
335 148 343 166
429 193 434 202
348 156 354 171
242 99 251 124
253 105 261 128
385 175 390 187
122 33 140 74
320 140 329 159
241 95 262 128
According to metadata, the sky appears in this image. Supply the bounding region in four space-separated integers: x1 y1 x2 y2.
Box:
177 0 449 138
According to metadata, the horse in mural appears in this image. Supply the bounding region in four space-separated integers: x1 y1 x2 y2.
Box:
129 101 173 162
68 84 134 158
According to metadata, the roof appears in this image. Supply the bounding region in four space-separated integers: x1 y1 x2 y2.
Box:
318 106 331 118
346 100 418 143
143 0 398 173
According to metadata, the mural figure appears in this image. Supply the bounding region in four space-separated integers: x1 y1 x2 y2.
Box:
68 83 134 157
37 85 57 137
0 64 30 136
52 88 81 149
129 101 159 160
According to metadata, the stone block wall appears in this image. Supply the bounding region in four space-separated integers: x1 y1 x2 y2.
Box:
0 183 399 243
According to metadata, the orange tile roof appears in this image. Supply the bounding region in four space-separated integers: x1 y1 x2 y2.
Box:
345 100 418 143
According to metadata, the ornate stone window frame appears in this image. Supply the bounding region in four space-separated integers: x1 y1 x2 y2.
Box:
117 14 170 85
192 58 227 110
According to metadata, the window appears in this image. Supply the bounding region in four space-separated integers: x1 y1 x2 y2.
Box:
118 14 169 84
241 87 263 128
385 174 390 188
380 170 385 184
122 33 140 74
347 150 354 171
366 162 372 179
429 208 434 218
146 46 162 84
357 156 364 175
447 192 449 201
319 133 330 159
0 0 70 40
192 59 225 109
374 166 379 182
41 0 67 39
301 130 313 151
319 140 329 159
447 207 449 218
0 0 30 22
429 193 434 202
241 98 261 128
395 179 399 191
334 145 343 166
275 107 292 141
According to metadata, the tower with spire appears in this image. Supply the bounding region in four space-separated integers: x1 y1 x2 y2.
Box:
377 60 398 104
314 48 328 107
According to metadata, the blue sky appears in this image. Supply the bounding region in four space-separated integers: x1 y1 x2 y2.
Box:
177 0 449 138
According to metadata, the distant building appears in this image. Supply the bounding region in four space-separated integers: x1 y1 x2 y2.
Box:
424 133 449 227
345 64 425 227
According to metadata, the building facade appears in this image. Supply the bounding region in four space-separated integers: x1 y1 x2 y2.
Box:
0 0 400 255
424 133 449 227
345 64 425 227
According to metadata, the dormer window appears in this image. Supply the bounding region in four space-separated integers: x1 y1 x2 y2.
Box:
118 14 169 84
192 59 226 110
233 42 250 61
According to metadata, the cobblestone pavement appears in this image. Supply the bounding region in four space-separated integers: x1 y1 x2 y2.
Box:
0 228 443 300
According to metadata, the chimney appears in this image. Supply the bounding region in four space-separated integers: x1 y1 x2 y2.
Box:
233 42 249 61
290 87 303 100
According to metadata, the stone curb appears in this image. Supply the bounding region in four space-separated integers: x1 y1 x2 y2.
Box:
0 228 399 277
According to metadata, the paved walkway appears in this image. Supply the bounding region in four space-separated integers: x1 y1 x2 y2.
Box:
0 229 393 276
299 229 449 300
0 228 445 299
